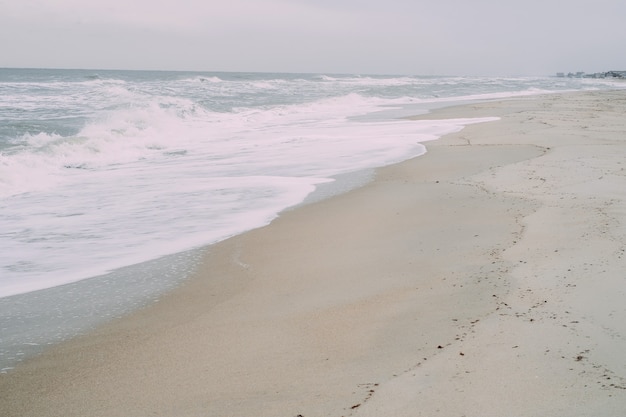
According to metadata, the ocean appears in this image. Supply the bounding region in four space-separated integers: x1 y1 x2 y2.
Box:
0 68 621 370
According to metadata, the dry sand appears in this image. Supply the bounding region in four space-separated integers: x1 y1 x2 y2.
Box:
1 90 626 417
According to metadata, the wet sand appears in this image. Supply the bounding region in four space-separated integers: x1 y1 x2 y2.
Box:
1 90 626 416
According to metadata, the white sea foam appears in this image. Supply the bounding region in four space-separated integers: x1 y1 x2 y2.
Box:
0 97 494 296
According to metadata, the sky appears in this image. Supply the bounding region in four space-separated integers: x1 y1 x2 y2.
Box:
2 0 626 76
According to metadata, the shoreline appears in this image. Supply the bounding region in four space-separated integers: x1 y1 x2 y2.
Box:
2 90 626 416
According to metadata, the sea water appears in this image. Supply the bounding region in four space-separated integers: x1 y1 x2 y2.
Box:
0 69 621 370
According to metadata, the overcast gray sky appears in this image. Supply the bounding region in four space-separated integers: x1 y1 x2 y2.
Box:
2 0 625 75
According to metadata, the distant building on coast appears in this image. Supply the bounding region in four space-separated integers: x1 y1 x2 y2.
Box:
556 71 626 79
605 70 626 78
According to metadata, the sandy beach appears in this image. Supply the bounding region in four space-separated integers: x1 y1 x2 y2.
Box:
1 90 626 416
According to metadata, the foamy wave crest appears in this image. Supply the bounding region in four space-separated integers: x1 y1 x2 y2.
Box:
190 76 223 83
0 96 209 197
315 74 417 86
0 138 66 196
75 98 204 161
236 92 405 122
